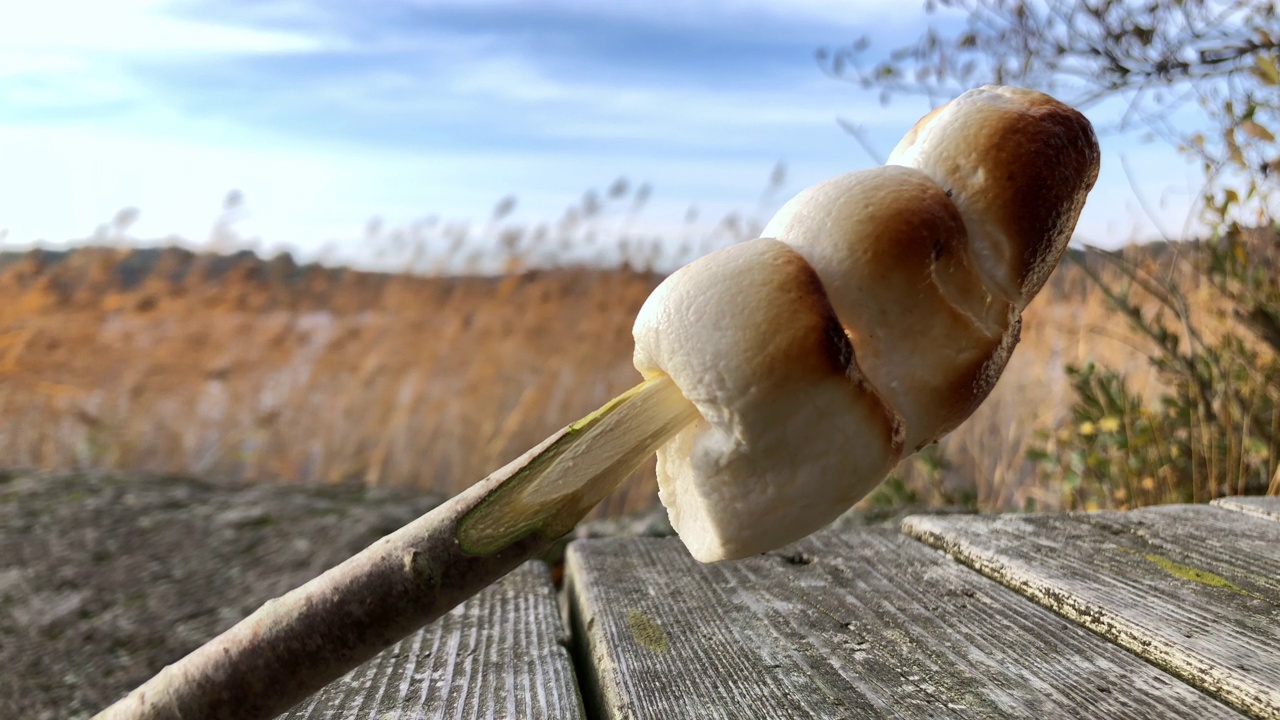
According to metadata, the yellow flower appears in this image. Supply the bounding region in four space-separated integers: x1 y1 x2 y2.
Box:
1078 421 1097 436
1099 416 1121 433
1141 476 1157 492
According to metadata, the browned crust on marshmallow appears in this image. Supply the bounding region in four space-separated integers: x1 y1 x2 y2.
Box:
774 246 907 455
985 95 1100 301
824 173 1005 433
633 237 910 560
893 86 1101 306
783 249 906 456
766 166 1018 450
895 104 945 148
777 247 859 377
633 238 905 462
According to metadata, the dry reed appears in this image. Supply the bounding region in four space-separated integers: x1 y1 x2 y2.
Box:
0 210 1212 517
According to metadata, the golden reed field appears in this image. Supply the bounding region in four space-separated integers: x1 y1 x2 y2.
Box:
0 236 1226 518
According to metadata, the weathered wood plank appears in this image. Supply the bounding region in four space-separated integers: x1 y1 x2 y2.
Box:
566 529 1244 720
902 505 1280 720
1214 495 1280 523
279 561 584 720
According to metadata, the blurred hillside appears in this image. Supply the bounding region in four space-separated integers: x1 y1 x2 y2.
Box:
0 236 1269 515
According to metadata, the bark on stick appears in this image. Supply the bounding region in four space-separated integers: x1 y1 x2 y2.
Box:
95 375 696 720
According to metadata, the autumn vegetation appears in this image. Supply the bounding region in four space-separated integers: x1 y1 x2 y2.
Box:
4 222 1269 519
4 0 1278 517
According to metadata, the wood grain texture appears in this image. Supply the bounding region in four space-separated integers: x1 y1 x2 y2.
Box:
1213 496 1280 523
903 505 1280 720
280 562 584 720
565 529 1244 720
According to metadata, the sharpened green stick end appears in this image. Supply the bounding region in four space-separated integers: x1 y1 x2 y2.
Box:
456 375 695 556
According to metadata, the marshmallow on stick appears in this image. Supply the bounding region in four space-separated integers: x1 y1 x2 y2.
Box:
98 85 1098 720
635 85 1099 561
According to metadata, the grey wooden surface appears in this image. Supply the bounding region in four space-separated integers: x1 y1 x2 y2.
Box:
278 561 584 720
1214 495 1280 523
903 505 1280 720
565 528 1245 720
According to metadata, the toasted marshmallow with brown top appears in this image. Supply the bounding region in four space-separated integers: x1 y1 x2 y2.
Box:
634 85 1099 562
888 85 1100 307
763 165 1019 452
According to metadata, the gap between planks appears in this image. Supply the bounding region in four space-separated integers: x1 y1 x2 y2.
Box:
566 528 1246 720
1213 495 1280 524
278 562 585 720
902 504 1280 720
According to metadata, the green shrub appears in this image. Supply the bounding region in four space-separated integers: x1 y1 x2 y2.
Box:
1030 234 1280 509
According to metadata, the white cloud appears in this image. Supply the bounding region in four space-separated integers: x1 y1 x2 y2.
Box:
412 0 929 31
1 109 1187 264
0 0 1212 264
424 49 925 149
0 0 322 55
446 55 576 103
0 0 328 120
681 0 935 26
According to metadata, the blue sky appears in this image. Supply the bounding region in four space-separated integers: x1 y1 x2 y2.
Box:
0 0 1208 269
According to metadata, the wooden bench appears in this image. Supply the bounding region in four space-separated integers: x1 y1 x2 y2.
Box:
278 562 585 719
283 497 1280 719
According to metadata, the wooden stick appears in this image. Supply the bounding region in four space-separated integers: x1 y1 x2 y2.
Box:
96 374 697 720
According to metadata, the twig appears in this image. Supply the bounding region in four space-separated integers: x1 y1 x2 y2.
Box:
96 375 697 720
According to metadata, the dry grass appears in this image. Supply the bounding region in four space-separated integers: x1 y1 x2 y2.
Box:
918 240 1276 512
0 245 669 517
0 235 1208 518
